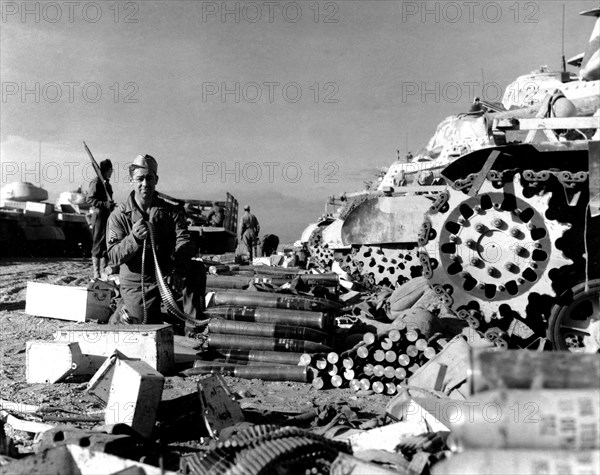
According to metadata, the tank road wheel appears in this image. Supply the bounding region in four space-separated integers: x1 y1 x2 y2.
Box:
350 245 422 288
548 280 600 353
307 225 335 269
420 174 572 348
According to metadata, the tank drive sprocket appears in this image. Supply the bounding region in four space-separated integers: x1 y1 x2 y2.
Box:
420 173 573 346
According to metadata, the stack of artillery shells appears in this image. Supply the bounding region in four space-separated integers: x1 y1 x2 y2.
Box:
309 322 447 394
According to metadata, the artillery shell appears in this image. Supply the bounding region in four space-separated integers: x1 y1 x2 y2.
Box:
469 350 600 394
363 332 376 345
372 381 384 394
349 379 361 391
212 358 291 367
315 358 328 370
207 318 328 343
343 369 355 381
206 275 250 289
327 365 338 376
212 290 341 312
385 350 397 363
204 306 334 330
182 363 309 382
388 329 401 342
423 347 437 360
234 365 309 382
356 347 369 359
398 354 410 366
415 339 428 351
207 334 332 353
394 368 407 380
359 378 371 390
342 357 354 369
406 345 418 358
405 329 419 342
380 338 393 350
363 364 374 376
383 366 395 379
216 349 306 366
373 365 385 377
331 375 343 388
312 377 325 390
327 352 339 365
298 273 340 285
247 264 300 274
373 350 385 362
299 353 313 366
255 274 340 287
385 382 397 395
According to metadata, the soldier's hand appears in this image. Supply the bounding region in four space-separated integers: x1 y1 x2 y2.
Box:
132 218 148 241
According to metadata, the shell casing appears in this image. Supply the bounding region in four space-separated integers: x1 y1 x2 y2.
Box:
204 306 334 330
207 333 331 353
207 318 328 343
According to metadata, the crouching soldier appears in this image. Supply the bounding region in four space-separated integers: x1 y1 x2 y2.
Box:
106 154 206 324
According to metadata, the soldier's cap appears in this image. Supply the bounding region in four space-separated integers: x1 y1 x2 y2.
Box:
244 205 250 211
131 154 158 175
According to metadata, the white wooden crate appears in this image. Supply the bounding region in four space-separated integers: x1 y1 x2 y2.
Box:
53 324 174 375
26 282 111 323
105 358 164 438
26 341 83 383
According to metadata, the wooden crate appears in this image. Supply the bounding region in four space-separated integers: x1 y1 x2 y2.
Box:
105 358 164 438
26 341 83 383
53 324 174 375
87 350 139 403
26 282 111 323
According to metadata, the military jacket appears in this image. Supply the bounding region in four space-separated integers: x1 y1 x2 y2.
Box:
107 192 195 284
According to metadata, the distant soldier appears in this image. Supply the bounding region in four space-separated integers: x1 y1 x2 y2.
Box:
240 205 260 262
206 201 224 227
86 159 114 280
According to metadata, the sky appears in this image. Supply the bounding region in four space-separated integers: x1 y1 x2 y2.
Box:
1 0 598 243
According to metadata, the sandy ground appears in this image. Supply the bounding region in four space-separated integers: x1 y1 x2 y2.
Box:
0 258 389 463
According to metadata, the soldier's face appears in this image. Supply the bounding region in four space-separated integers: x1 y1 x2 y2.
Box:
131 168 158 200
